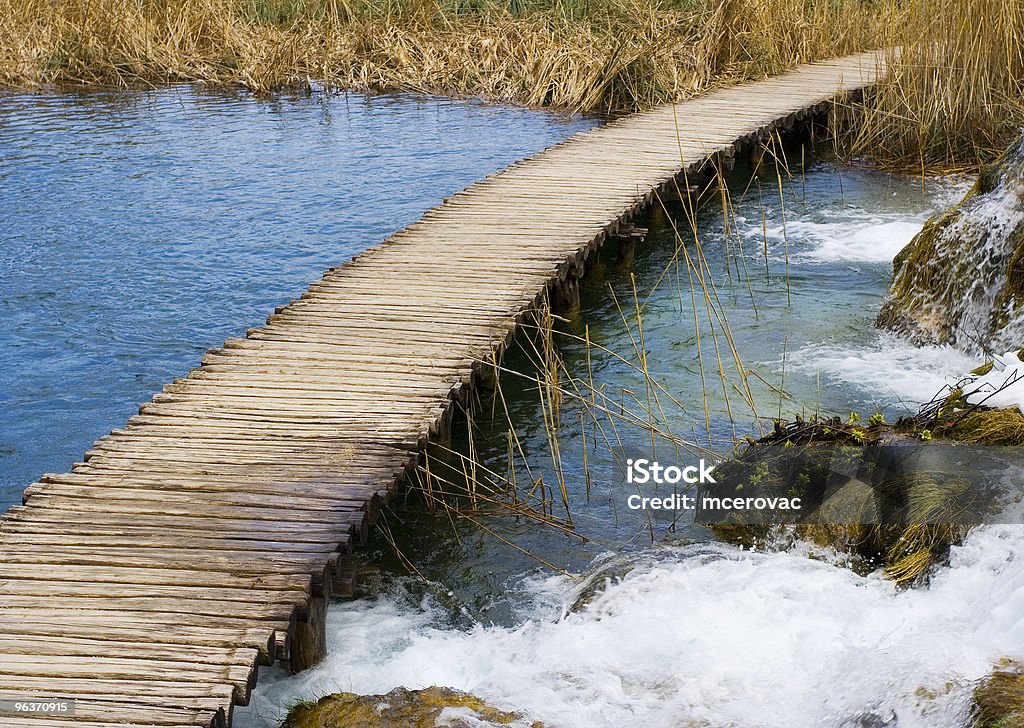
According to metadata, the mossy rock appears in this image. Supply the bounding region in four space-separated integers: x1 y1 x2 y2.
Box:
282 686 543 728
876 131 1024 351
702 409 1021 585
975 661 1024 728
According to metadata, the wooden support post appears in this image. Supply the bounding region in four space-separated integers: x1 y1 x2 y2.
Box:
289 596 327 672
553 273 580 310
612 224 647 264
751 141 769 178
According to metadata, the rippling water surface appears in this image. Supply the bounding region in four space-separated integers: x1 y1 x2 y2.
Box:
236 158 1018 728
0 89 598 507
4 89 1018 728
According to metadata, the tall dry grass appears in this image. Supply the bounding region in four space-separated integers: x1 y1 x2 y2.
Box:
4 0 1022 164
0 0 890 112
844 0 1024 171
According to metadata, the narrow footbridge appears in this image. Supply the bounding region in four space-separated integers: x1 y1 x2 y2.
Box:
0 52 885 728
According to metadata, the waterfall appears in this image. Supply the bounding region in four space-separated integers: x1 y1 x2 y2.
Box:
876 133 1024 353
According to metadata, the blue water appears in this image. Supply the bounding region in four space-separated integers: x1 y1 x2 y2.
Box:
0 89 598 509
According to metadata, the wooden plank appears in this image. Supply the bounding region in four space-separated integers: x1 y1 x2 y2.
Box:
0 621 276 665
0 655 255 705
0 51 887 727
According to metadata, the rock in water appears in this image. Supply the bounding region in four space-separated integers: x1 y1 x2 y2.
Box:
876 133 1024 352
281 686 543 728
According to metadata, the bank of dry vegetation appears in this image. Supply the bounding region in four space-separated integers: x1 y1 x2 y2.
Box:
3 0 1023 166
0 0 888 111
843 0 1024 171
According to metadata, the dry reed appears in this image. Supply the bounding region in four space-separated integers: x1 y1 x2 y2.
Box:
842 0 1024 171
0 0 889 112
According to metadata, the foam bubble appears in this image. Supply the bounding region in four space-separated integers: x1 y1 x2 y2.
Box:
964 350 1024 411
789 335 979 408
238 525 1024 728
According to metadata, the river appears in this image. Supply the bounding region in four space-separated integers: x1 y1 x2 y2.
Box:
2 89 1019 728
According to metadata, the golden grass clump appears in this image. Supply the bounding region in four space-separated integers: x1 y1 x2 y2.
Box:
947 408 1024 446
0 0 890 112
844 0 1024 171
974 660 1024 728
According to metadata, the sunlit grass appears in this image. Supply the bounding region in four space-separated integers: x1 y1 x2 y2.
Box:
842 0 1024 171
0 0 888 112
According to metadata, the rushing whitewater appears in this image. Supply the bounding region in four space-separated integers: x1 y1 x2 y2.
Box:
789 334 978 407
239 524 1024 728
232 165 1009 728
877 133 1024 352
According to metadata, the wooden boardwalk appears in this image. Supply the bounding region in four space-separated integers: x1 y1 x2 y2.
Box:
0 52 885 728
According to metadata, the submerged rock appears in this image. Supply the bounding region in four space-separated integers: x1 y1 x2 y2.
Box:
281 686 543 728
876 133 1024 352
567 552 636 613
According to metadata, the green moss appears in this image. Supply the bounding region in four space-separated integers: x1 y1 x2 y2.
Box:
972 361 995 376
976 159 1004 195
975 662 1024 728
876 131 1024 347
282 686 542 728
875 203 964 342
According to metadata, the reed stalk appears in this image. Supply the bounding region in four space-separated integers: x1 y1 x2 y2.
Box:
1 0 891 112
841 0 1024 170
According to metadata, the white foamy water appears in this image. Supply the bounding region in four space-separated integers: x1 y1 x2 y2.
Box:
787 218 924 263
964 350 1024 412
790 334 980 409
736 173 971 264
238 525 1024 728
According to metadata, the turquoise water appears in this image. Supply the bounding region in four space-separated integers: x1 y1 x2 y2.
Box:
238 160 1012 728
0 89 597 509
331 158 976 616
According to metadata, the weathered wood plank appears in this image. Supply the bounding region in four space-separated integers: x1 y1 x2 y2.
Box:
0 51 886 727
